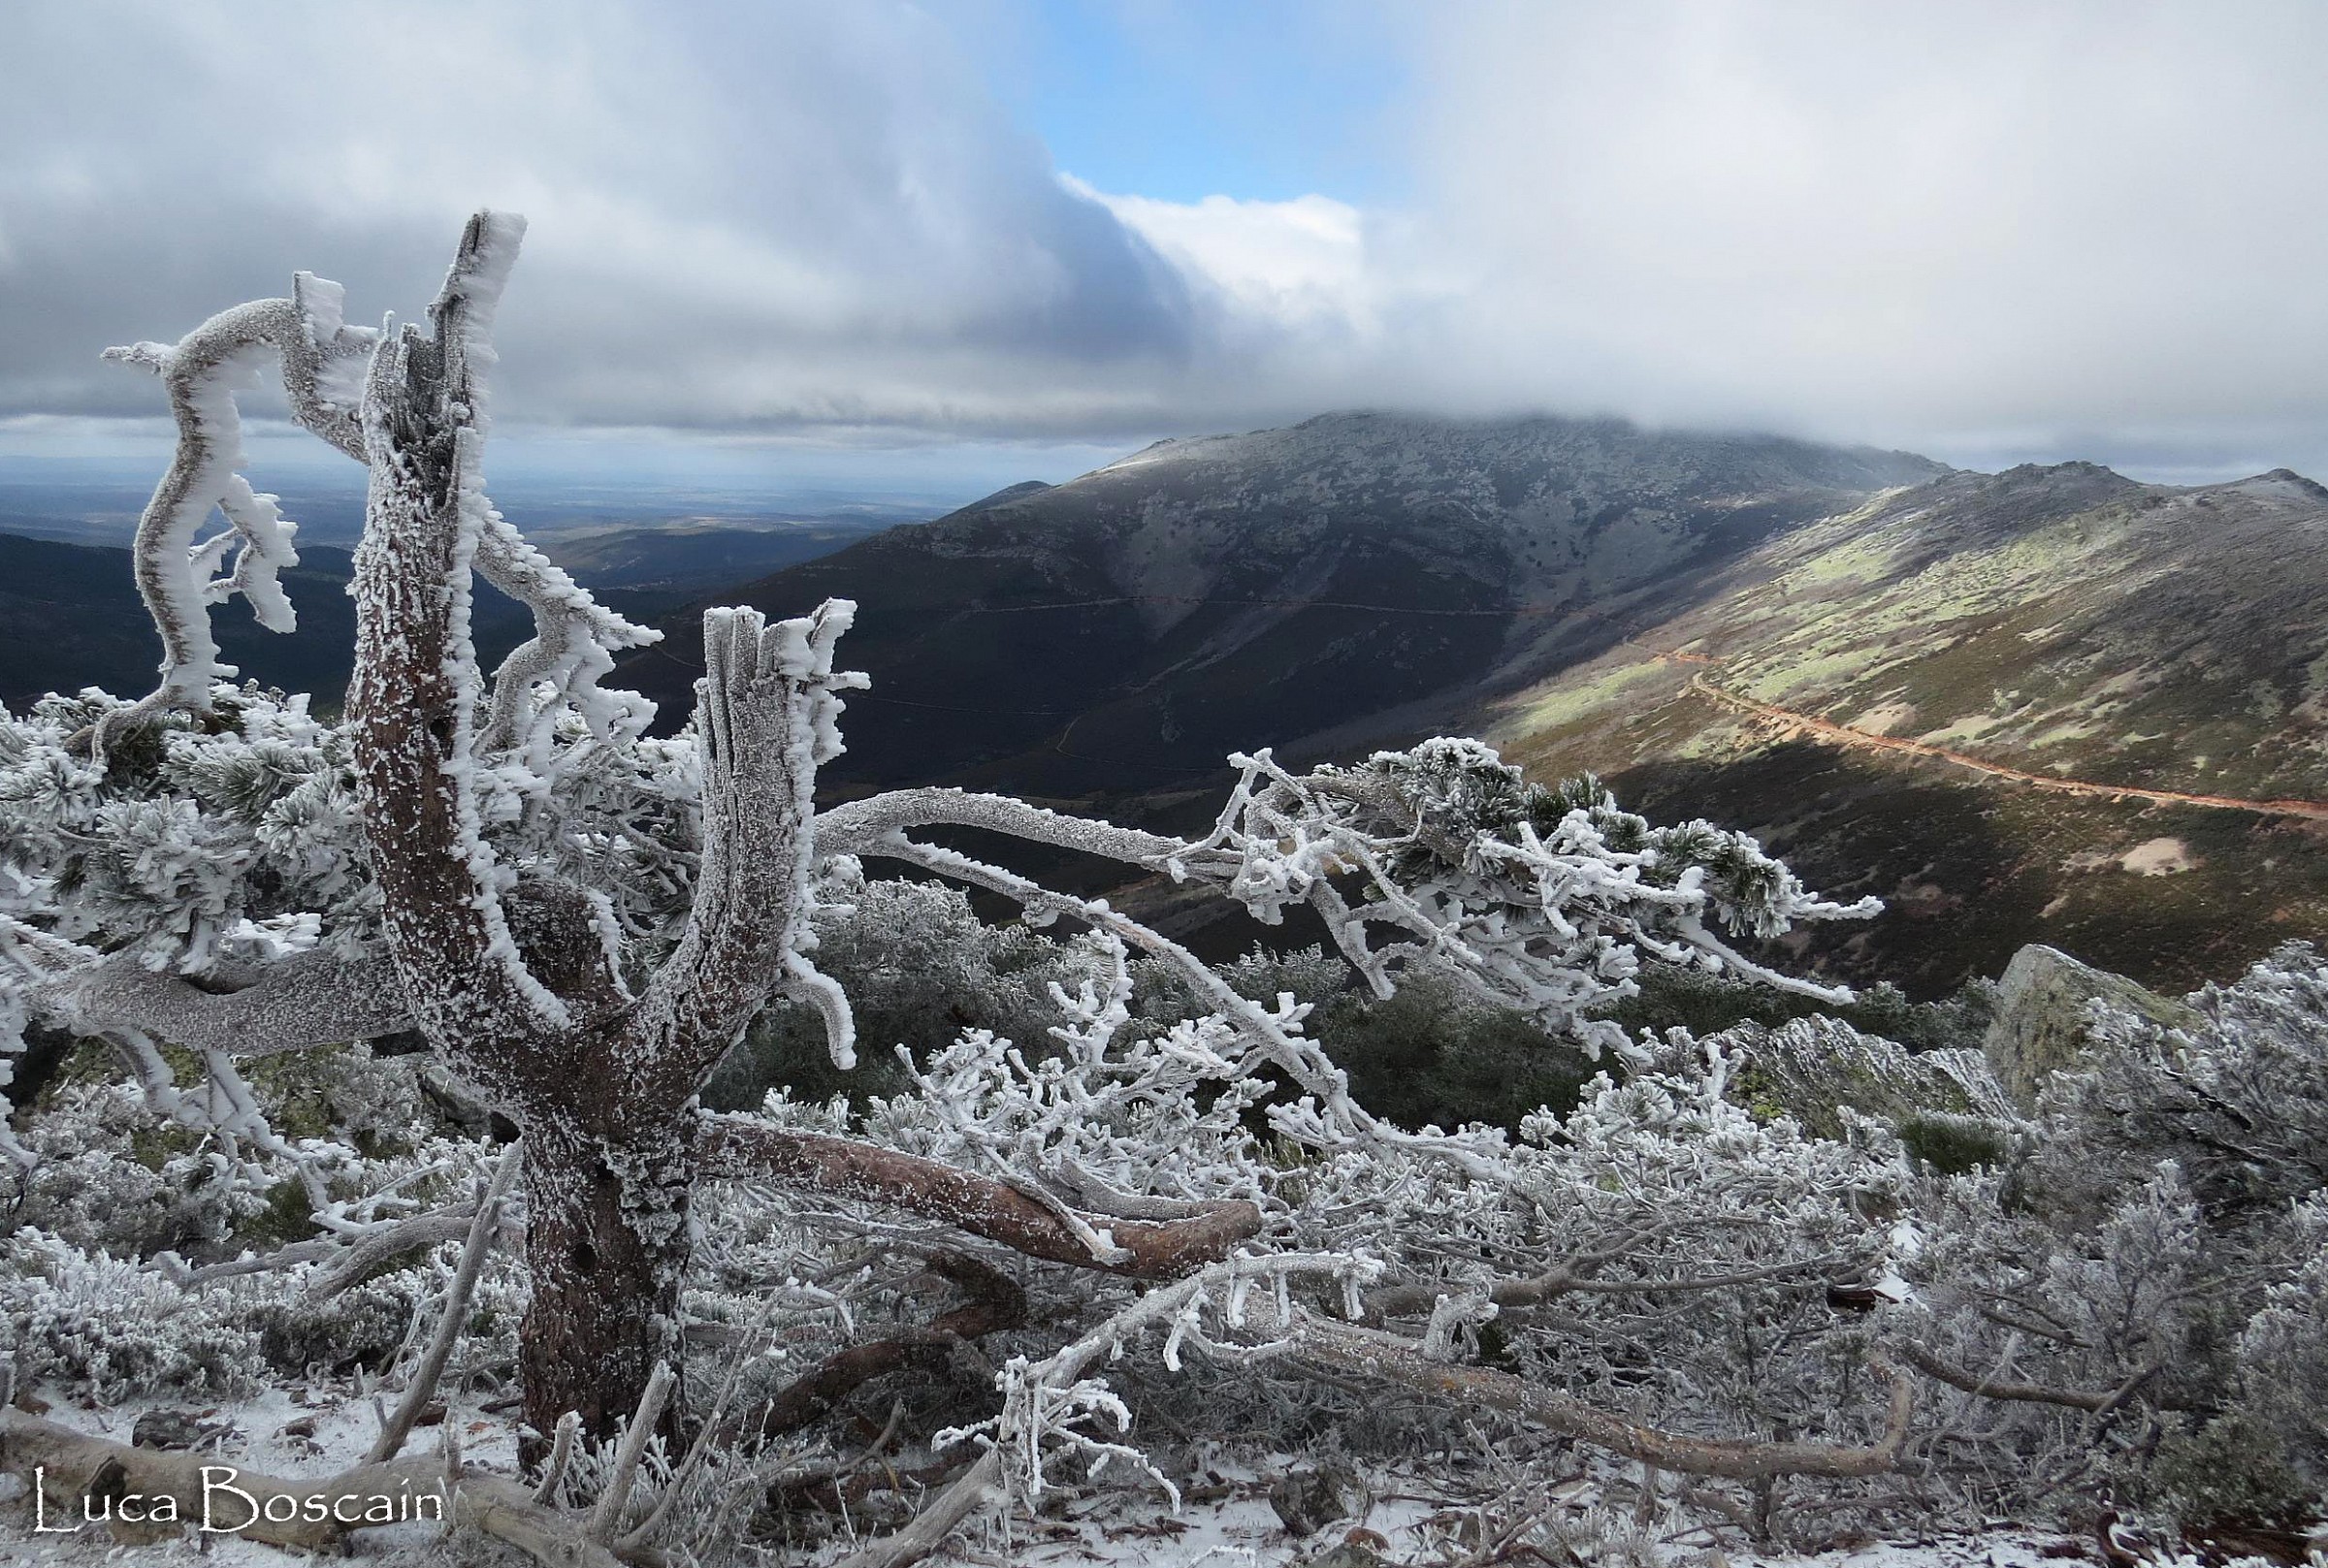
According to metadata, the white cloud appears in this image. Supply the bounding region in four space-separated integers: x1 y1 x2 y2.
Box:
0 0 1200 436
1394 0 2328 471
1070 181 1380 335
5 0 2328 480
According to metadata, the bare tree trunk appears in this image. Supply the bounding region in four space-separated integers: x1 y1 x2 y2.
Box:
518 1110 697 1448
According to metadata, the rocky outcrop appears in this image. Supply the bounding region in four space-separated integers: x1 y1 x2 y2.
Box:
1980 944 2200 1111
1716 1014 2019 1172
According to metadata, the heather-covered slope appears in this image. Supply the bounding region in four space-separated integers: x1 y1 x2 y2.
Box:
625 412 1946 792
1490 463 2328 995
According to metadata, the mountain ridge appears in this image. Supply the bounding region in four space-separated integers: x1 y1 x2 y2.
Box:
623 410 1951 793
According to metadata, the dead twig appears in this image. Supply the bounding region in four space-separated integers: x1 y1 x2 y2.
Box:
368 1147 522 1463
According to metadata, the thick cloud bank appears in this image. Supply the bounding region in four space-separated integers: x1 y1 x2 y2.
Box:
1403 1 2328 476
0 1 1212 440
3 0 2324 475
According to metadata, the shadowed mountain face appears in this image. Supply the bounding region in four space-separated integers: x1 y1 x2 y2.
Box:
1489 463 2328 997
624 412 1947 793
0 519 885 717
0 535 541 717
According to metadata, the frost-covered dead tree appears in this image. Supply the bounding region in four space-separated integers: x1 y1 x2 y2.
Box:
3 213 2010 1559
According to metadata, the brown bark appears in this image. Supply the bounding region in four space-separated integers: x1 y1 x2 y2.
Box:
518 1114 697 1449
746 1252 1025 1440
696 1115 1264 1277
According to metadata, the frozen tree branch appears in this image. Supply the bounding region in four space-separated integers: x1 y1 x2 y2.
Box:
368 1148 523 1463
697 1115 1264 1276
640 600 866 1083
743 1252 1024 1439
347 210 573 1088
90 214 656 775
1894 1343 2156 1415
471 514 662 759
26 945 410 1059
94 277 377 742
587 1359 674 1542
1363 1251 1851 1321
826 1451 1003 1568
1286 1313 1918 1481
816 786 1188 867
295 1203 520 1298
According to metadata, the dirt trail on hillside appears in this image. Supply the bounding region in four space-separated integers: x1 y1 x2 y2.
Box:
1684 672 2328 822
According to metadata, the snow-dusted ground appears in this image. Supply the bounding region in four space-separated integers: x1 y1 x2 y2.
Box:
0 1384 522 1565
903 1486 2090 1568
0 1394 2104 1568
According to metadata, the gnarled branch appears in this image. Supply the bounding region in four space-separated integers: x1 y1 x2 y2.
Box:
348 210 568 1081
817 786 1187 868
640 601 864 1085
697 1114 1262 1277
1897 1342 2158 1415
95 278 376 740
746 1251 1025 1439
29 946 409 1060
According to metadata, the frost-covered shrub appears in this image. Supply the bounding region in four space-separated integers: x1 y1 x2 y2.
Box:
5 1230 265 1400
237 1041 434 1153
2226 1196 2328 1512
702 876 1111 1110
1310 970 1600 1132
2152 1409 2312 1530
250 1275 420 1376
1131 944 1598 1132
6 1083 275 1258
1885 944 2328 1532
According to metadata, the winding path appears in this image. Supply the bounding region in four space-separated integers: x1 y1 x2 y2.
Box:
1683 672 2328 823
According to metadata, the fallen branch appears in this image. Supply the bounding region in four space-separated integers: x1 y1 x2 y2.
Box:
1898 1342 2158 1415
369 1147 522 1462
825 1450 1004 1568
589 1360 675 1542
307 1202 524 1301
698 1115 1262 1278
1290 1313 1917 1481
746 1252 1025 1441
1366 1252 1847 1322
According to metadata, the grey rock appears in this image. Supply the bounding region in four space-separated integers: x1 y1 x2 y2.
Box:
132 1408 226 1451
1270 1462 1366 1537
1983 944 2200 1111
1717 1014 2018 1170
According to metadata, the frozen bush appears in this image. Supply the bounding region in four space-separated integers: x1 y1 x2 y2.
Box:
5 1230 264 1401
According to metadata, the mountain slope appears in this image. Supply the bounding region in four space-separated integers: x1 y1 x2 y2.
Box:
626 412 1947 792
1488 463 2328 995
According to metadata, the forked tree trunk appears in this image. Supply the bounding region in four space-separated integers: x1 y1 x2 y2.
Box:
346 214 836 1455
518 1109 697 1448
